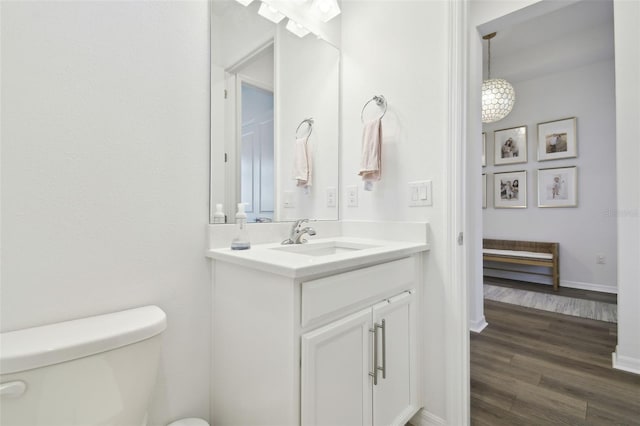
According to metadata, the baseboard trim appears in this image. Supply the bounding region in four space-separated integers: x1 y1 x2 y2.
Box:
613 347 640 375
561 280 617 294
469 316 488 333
485 272 618 294
409 409 446 426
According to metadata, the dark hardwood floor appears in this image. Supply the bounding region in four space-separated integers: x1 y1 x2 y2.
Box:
484 276 617 304
471 300 640 425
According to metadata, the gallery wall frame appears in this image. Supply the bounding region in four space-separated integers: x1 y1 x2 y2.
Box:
537 117 577 161
537 166 578 208
482 132 486 167
482 173 487 208
494 125 527 165
494 170 527 208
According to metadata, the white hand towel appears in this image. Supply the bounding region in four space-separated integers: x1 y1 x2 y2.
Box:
293 136 312 188
358 118 382 189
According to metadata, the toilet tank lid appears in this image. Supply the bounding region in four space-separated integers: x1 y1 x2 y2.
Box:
0 305 167 375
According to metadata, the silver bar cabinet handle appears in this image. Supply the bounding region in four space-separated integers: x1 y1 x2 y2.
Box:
376 320 386 379
369 326 378 385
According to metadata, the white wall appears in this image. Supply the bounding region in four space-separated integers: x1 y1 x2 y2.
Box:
0 1 211 424
341 1 451 422
483 59 617 293
613 0 640 374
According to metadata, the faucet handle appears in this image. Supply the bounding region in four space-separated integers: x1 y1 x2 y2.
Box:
293 218 308 230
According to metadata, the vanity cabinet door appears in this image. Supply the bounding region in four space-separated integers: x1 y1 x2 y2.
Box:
372 291 416 426
301 308 373 426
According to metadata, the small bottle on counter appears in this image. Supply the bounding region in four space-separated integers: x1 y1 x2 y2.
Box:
230 203 251 250
213 203 226 224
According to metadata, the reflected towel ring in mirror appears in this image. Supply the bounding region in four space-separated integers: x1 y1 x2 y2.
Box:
361 95 387 123
296 117 314 139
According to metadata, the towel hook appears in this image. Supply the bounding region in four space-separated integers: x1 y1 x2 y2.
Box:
361 95 387 124
296 117 314 139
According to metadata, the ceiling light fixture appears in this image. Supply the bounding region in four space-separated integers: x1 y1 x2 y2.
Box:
234 0 255 6
311 0 341 23
481 32 515 124
258 2 285 23
286 19 310 38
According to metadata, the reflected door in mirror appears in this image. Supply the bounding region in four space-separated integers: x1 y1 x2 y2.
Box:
240 82 274 223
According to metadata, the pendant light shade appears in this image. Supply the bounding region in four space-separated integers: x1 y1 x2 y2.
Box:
482 33 515 124
482 78 516 123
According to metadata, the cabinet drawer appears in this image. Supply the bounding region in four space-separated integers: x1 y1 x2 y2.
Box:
301 257 415 327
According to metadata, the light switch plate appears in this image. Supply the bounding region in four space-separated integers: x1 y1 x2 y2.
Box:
408 180 432 206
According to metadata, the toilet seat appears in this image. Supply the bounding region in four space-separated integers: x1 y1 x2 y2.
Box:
167 417 209 426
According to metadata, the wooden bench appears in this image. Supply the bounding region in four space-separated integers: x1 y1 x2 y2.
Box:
483 239 560 291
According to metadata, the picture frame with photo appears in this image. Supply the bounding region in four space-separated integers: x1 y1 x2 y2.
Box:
537 117 577 161
482 132 486 167
482 173 487 209
494 126 527 165
537 166 578 208
494 170 527 208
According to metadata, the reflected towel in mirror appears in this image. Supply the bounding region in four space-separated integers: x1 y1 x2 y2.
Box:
293 136 312 189
359 118 382 191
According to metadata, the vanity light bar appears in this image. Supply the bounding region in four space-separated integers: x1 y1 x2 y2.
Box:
258 1 285 24
286 19 310 38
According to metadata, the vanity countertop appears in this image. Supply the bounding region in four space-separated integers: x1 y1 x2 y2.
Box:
206 236 429 279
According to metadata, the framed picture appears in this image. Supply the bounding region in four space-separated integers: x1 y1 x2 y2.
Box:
494 170 527 208
482 173 487 209
494 126 527 165
537 166 577 207
537 117 577 161
482 132 486 167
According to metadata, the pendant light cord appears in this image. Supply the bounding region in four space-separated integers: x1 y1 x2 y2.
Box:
483 32 497 80
487 37 491 79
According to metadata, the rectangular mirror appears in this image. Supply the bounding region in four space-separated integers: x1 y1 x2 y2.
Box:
210 0 340 224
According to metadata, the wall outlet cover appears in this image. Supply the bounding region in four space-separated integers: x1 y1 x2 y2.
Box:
346 186 358 207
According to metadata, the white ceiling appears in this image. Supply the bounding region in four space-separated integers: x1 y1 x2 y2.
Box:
483 0 614 82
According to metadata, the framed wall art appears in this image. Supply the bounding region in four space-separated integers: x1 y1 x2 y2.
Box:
482 173 487 208
537 166 577 207
494 126 527 165
482 132 487 167
537 117 577 161
494 170 527 208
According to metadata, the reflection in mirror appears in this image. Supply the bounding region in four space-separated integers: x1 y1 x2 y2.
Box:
210 0 340 224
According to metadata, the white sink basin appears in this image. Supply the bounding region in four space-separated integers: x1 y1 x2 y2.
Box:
271 240 380 257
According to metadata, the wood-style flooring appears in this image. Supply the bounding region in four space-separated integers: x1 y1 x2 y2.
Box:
484 276 617 304
471 300 640 425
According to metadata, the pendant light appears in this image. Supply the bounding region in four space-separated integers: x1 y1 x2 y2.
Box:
482 32 515 124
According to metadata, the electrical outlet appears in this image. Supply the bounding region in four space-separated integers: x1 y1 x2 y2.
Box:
596 254 606 264
283 191 294 208
347 186 358 207
326 187 337 207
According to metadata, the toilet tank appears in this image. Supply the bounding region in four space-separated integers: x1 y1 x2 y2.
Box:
0 305 167 426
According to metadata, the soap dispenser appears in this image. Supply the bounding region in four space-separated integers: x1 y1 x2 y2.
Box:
231 203 251 250
213 203 226 224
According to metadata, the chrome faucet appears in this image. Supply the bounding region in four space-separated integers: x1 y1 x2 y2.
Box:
282 219 317 244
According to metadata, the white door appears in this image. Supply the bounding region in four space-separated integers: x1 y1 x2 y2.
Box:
301 308 373 426
372 291 416 426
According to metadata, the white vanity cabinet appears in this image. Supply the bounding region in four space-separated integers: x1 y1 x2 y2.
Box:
301 290 417 426
209 242 425 426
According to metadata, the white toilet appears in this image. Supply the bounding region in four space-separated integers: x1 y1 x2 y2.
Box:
0 305 208 426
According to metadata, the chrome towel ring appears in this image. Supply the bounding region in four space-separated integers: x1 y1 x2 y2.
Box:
361 95 387 123
296 117 314 139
